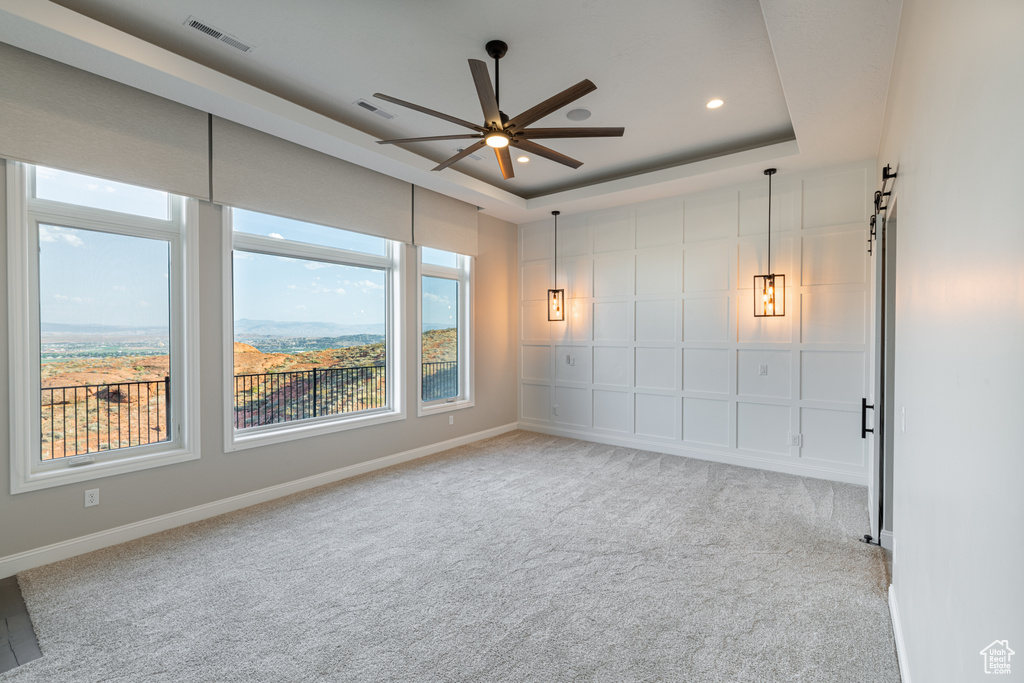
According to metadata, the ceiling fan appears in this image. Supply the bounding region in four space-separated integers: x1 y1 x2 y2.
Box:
374 40 624 180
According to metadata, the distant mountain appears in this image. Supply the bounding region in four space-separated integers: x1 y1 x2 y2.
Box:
41 322 168 335
233 319 386 337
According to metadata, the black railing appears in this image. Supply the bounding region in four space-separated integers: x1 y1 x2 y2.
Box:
233 365 386 429
422 361 458 402
41 377 170 460
41 362 456 455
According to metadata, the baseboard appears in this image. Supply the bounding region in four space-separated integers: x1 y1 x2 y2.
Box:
0 423 518 579
518 422 868 486
889 584 912 683
880 529 893 551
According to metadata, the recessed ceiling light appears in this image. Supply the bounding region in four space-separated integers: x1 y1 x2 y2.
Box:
706 98 724 109
517 156 530 163
566 108 591 121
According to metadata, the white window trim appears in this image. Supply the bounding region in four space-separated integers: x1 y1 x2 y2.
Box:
221 208 405 453
7 161 201 494
417 249 474 417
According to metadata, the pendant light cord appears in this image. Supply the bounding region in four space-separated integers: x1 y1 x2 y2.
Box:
765 168 776 275
552 211 559 284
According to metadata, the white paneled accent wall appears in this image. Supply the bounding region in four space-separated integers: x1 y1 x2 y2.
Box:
519 162 873 484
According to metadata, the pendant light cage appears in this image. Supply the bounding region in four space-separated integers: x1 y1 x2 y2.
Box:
754 168 785 317
548 210 565 321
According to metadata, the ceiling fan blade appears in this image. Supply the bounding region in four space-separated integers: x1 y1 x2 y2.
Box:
510 138 583 169
432 139 488 172
469 59 501 129
519 127 625 139
373 93 486 132
495 145 515 180
377 134 483 145
505 79 597 131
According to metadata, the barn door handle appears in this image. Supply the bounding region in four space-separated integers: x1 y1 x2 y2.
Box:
861 398 875 439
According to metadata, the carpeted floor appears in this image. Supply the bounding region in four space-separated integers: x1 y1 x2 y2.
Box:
1 431 900 682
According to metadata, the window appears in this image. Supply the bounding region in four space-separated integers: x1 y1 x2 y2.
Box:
225 208 403 450
7 163 199 493
418 247 472 414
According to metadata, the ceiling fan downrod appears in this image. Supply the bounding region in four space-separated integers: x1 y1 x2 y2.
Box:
485 40 508 123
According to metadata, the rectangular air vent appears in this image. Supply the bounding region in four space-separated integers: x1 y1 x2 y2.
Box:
456 147 484 161
184 16 255 53
354 99 396 119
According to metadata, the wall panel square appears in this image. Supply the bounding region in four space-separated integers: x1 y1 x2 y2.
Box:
593 346 631 386
591 209 633 253
802 230 867 285
683 398 729 446
801 290 865 344
593 254 635 297
737 349 792 398
737 402 790 455
521 383 551 421
636 199 683 248
803 168 867 229
800 407 864 466
635 394 677 439
521 345 551 381
636 300 677 341
683 348 729 394
636 347 677 390
594 390 632 433
636 249 681 295
554 387 591 428
593 302 632 341
684 191 737 242
683 297 730 342
801 351 865 403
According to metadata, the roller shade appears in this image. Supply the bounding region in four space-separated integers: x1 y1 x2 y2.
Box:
413 186 479 256
212 117 412 243
0 41 210 199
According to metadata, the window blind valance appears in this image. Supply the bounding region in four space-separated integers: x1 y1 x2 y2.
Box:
211 117 412 243
412 186 479 257
0 41 210 200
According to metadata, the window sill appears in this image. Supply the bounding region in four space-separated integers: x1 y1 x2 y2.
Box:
227 408 406 452
417 398 475 418
11 446 200 495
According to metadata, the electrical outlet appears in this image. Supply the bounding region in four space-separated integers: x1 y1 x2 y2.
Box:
788 434 803 447
85 488 99 507
448 415 454 426
758 364 768 376
569 355 576 367
552 405 559 416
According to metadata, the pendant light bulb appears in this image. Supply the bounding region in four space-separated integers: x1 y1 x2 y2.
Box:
548 210 565 322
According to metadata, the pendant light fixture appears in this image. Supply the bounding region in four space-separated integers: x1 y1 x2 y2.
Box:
548 210 565 321
754 168 785 317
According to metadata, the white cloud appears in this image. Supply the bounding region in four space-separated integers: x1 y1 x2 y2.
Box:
304 262 329 271
38 225 84 247
268 232 284 239
355 279 385 293
424 293 451 304
334 288 347 295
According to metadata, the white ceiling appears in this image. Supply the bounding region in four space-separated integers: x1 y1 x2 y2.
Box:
0 0 903 224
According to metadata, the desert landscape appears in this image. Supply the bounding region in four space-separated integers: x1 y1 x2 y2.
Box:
40 329 457 459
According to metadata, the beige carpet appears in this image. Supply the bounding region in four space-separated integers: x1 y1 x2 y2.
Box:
1 431 899 682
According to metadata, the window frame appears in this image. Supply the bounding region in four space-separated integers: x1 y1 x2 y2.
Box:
222 207 405 452
7 161 201 494
417 247 473 416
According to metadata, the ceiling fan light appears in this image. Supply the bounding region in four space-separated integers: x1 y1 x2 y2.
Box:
485 132 510 148
517 156 530 163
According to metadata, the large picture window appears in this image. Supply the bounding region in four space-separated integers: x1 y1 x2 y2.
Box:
418 247 472 414
7 163 199 493
225 208 402 450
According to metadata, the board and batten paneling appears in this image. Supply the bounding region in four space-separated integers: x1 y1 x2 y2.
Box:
518 162 873 485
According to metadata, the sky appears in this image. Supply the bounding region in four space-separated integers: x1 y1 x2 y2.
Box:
35 167 459 333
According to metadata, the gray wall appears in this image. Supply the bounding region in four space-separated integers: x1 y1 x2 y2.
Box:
0 165 519 560
878 0 1024 680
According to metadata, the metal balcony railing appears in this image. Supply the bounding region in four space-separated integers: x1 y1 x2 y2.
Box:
41 377 170 460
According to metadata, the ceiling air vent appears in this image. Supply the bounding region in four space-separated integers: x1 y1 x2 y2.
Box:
455 148 484 161
184 16 255 53
354 99 396 120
